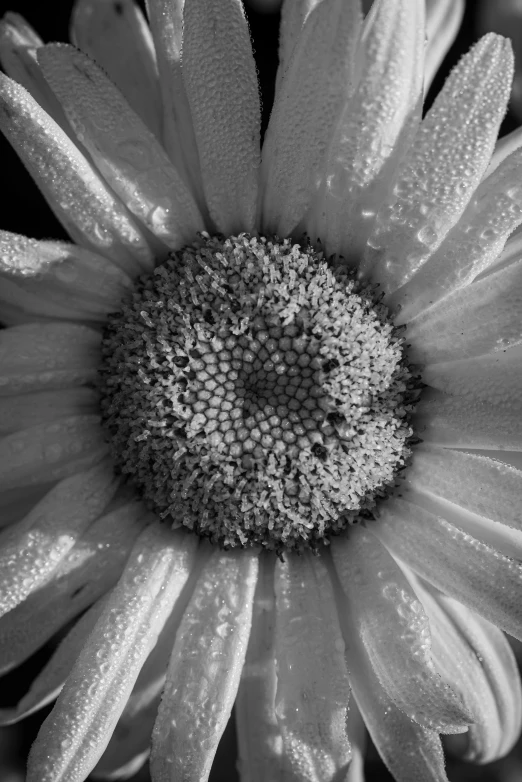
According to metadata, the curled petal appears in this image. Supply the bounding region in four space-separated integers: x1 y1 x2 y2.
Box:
333 556 449 782
415 581 522 763
236 555 297 782
150 548 258 782
0 415 107 492
424 0 465 92
391 146 522 323
0 499 147 675
182 0 260 234
0 595 110 725
274 552 352 781
0 73 154 274
0 460 117 618
0 231 133 324
0 12 72 133
403 445 522 530
373 497 522 641
406 257 522 363
71 0 163 139
260 0 362 236
309 0 425 262
365 34 513 292
0 322 100 395
26 524 199 782
38 44 204 251
331 527 471 733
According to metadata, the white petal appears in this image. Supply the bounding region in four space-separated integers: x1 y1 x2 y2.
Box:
71 0 163 140
260 0 362 236
0 499 147 675
487 125 522 177
26 524 199 782
182 0 260 234
308 0 425 263
277 0 321 91
0 322 100 395
406 257 522 363
150 548 258 782
0 12 72 134
334 559 449 782
412 388 522 451
0 594 110 725
93 547 210 779
144 0 205 208
0 388 98 436
0 231 134 324
331 528 471 733
403 445 522 530
391 145 522 324
373 497 522 641
38 44 204 251
0 460 117 618
0 73 155 274
364 34 513 292
273 552 352 781
422 348 522 411
0 415 107 492
424 0 465 92
236 555 297 782
415 581 522 763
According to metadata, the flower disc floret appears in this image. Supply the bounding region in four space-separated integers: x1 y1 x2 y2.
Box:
98 233 416 552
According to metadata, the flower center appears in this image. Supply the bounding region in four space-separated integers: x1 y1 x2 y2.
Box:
98 233 417 552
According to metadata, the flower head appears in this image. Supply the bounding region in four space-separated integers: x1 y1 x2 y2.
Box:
0 1 521 782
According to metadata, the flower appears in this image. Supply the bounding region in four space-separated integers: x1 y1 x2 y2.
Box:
0 0 521 781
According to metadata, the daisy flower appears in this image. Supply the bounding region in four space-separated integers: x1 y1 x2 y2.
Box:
0 0 521 781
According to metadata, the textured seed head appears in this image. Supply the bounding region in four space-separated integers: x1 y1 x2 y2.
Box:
98 233 417 552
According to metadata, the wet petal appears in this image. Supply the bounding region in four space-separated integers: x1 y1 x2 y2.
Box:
93 547 210 779
0 460 117 618
0 73 154 274
424 0 465 92
0 388 98 436
308 0 425 262
331 527 471 734
38 44 204 251
403 444 522 530
412 388 522 451
150 548 258 782
0 595 110 725
236 555 297 782
422 587 522 763
487 125 522 177
373 497 522 641
422 348 522 411
71 0 163 139
182 0 260 234
260 0 362 236
0 322 100 395
144 0 204 206
0 415 107 492
406 257 522 363
334 560 449 782
364 34 513 292
273 552 352 781
0 499 147 675
26 524 199 782
0 12 72 133
391 146 522 323
0 231 133 324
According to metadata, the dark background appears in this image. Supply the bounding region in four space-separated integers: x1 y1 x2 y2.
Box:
0 1 521 780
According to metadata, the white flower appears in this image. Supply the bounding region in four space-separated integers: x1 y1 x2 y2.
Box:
0 1 521 781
